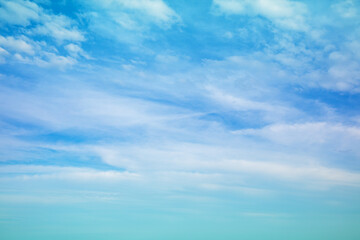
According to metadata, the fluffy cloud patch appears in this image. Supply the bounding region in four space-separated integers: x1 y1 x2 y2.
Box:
331 0 358 18
64 43 90 59
212 0 308 31
0 0 85 42
31 14 85 42
0 35 35 55
79 0 180 44
115 0 180 25
0 0 40 26
0 35 78 68
0 0 86 68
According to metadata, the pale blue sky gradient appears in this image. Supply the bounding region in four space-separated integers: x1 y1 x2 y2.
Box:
1 0 360 239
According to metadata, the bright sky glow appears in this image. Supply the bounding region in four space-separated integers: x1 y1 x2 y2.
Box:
1 0 360 239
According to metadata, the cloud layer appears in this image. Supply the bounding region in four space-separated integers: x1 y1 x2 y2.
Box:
1 1 360 239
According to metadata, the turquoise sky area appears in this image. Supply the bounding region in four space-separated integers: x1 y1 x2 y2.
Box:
1 0 360 239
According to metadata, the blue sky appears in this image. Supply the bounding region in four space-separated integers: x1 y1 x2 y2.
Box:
0 0 360 239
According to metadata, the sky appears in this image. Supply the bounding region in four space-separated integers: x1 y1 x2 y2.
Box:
0 0 360 239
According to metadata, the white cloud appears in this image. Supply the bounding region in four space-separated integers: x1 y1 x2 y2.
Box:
235 122 360 155
34 52 77 69
207 86 291 113
305 42 360 92
89 140 360 188
0 86 195 132
200 35 360 93
202 55 290 87
85 0 181 27
0 46 8 63
327 57 360 92
0 35 78 68
31 14 85 42
0 0 40 26
0 35 35 55
79 0 180 44
0 0 85 43
0 46 7 54
115 0 180 25
332 0 358 18
3 140 359 190
64 43 90 59
0 164 139 182
1 78 359 191
212 0 246 14
223 159 360 187
0 0 86 68
212 0 308 31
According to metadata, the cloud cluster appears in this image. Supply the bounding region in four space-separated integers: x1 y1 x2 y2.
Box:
0 0 85 41
0 0 86 68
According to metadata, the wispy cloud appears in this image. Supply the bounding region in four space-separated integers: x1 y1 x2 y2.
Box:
79 0 180 44
235 122 360 145
0 0 40 26
332 0 358 18
30 14 85 42
212 0 309 31
0 35 35 54
0 164 139 182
